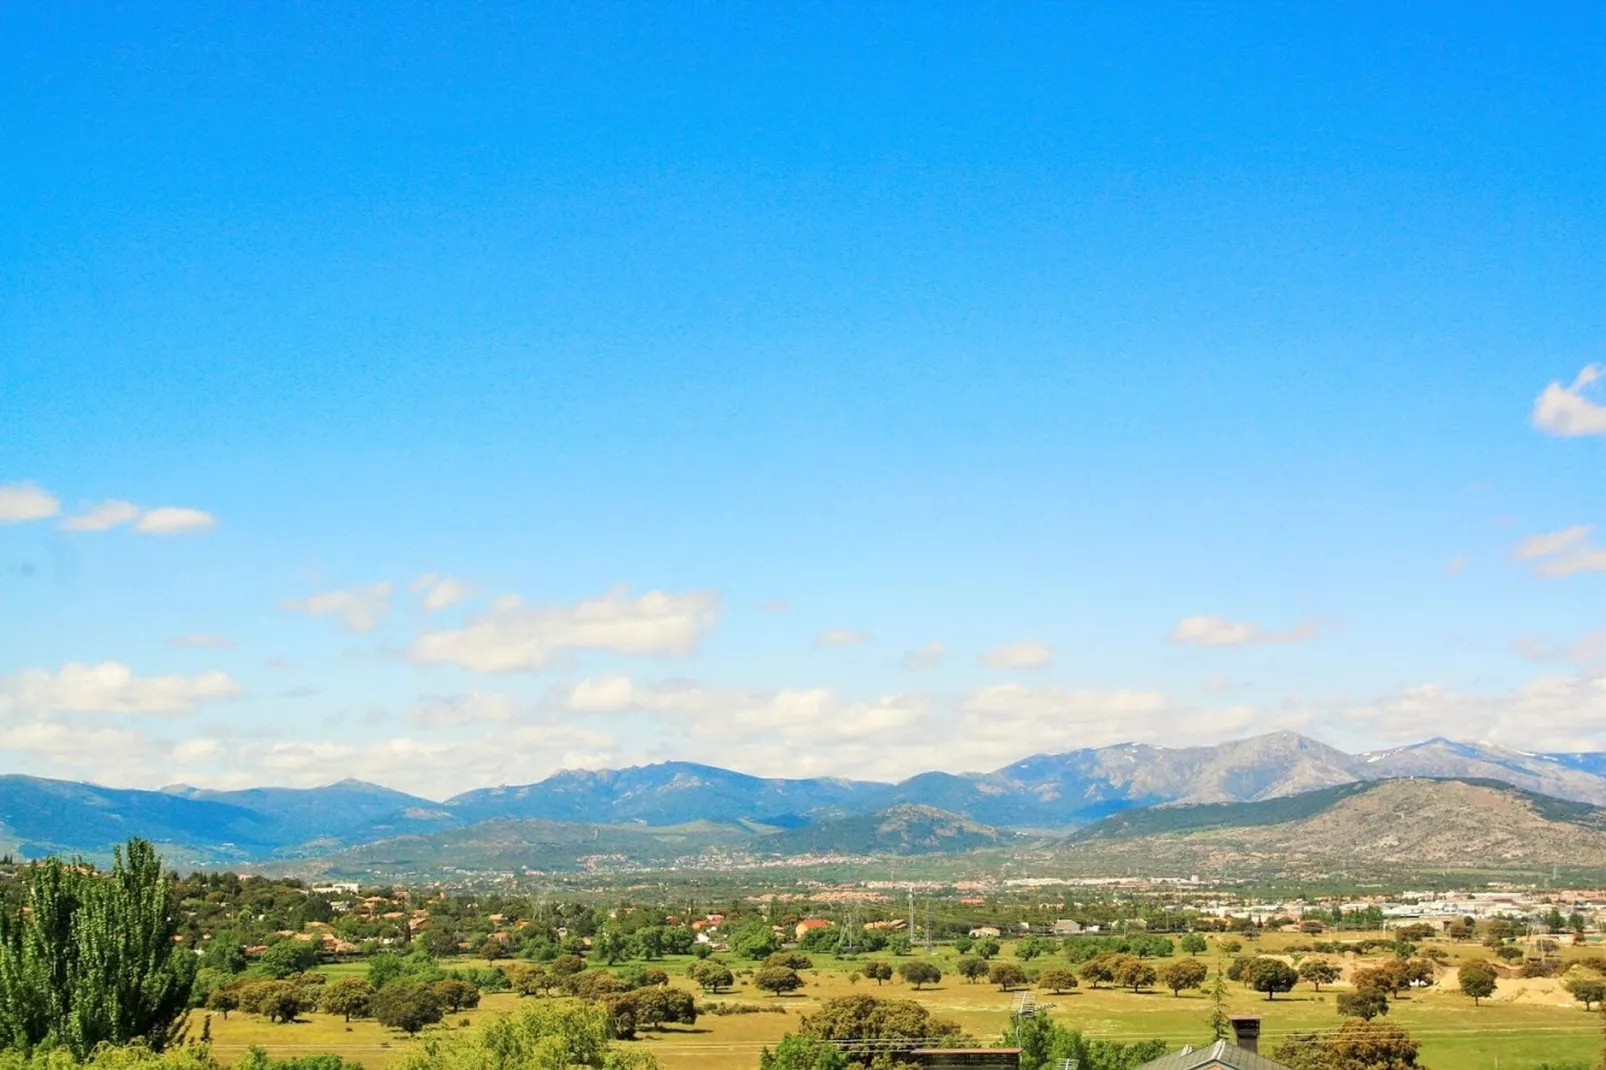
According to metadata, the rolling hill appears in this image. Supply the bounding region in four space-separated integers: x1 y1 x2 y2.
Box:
1059 777 1606 878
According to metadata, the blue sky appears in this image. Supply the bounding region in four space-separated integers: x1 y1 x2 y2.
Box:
1 4 1603 797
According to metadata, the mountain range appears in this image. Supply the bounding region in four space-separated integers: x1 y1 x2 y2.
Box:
5 731 1606 866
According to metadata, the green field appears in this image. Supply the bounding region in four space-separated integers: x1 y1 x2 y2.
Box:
199 937 1606 1070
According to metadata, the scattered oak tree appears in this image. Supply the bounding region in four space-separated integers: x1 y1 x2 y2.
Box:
1458 961 1498 1007
1037 968 1079 994
1157 959 1208 997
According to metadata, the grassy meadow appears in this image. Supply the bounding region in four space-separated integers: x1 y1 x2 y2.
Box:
197 934 1606 1070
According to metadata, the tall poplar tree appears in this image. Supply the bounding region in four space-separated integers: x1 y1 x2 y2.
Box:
0 839 195 1056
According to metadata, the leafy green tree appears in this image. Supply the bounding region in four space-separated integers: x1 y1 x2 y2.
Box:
1273 1020 1423 1069
200 933 249 975
956 957 988 983
766 951 814 971
760 1034 849 1070
0 839 196 1056
433 979 481 1012
731 923 782 961
887 934 913 956
1157 959 1208 997
862 960 893 985
1037 969 1078 994
952 934 973 954
687 960 734 993
989 962 1029 991
973 937 1000 960
205 988 240 1020
756 966 805 997
319 977 374 1021
1567 977 1606 1010
1337 987 1390 1021
1298 959 1341 992
593 927 629 966
371 981 444 1034
1179 934 1208 956
798 995 961 1061
1249 959 1299 1000
258 940 320 980
1007 1011 1168 1070
366 950 408 990
1113 957 1157 993
1459 961 1498 1006
897 962 941 990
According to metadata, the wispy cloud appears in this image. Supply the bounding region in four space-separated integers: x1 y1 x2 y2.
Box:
411 586 720 672
411 573 472 611
282 581 395 632
816 628 867 647
1169 615 1318 647
902 641 946 670
0 662 243 717
981 639 1053 669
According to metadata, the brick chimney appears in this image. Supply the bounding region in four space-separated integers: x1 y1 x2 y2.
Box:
1229 1017 1261 1054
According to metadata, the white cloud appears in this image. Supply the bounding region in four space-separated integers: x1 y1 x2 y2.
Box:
171 633 236 650
1342 672 1606 752
63 500 141 531
1514 525 1592 560
134 506 217 534
172 738 226 764
902 641 946 670
816 628 866 647
0 662 243 717
411 573 472 611
282 582 395 633
1533 364 1606 438
407 692 516 728
0 722 152 769
981 639 1053 669
1536 548 1606 578
560 675 928 746
0 483 60 524
1169 615 1317 647
411 586 721 672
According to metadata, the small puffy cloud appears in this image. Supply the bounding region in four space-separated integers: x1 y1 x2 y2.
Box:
172 738 226 764
566 675 638 712
816 628 867 647
1514 525 1592 560
171 633 236 649
0 662 243 717
981 639 1053 669
412 586 721 673
411 573 472 611
407 692 515 728
63 500 140 531
134 506 216 534
0 483 60 524
282 582 394 633
902 641 946 670
1533 365 1606 438
1169 615 1317 647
